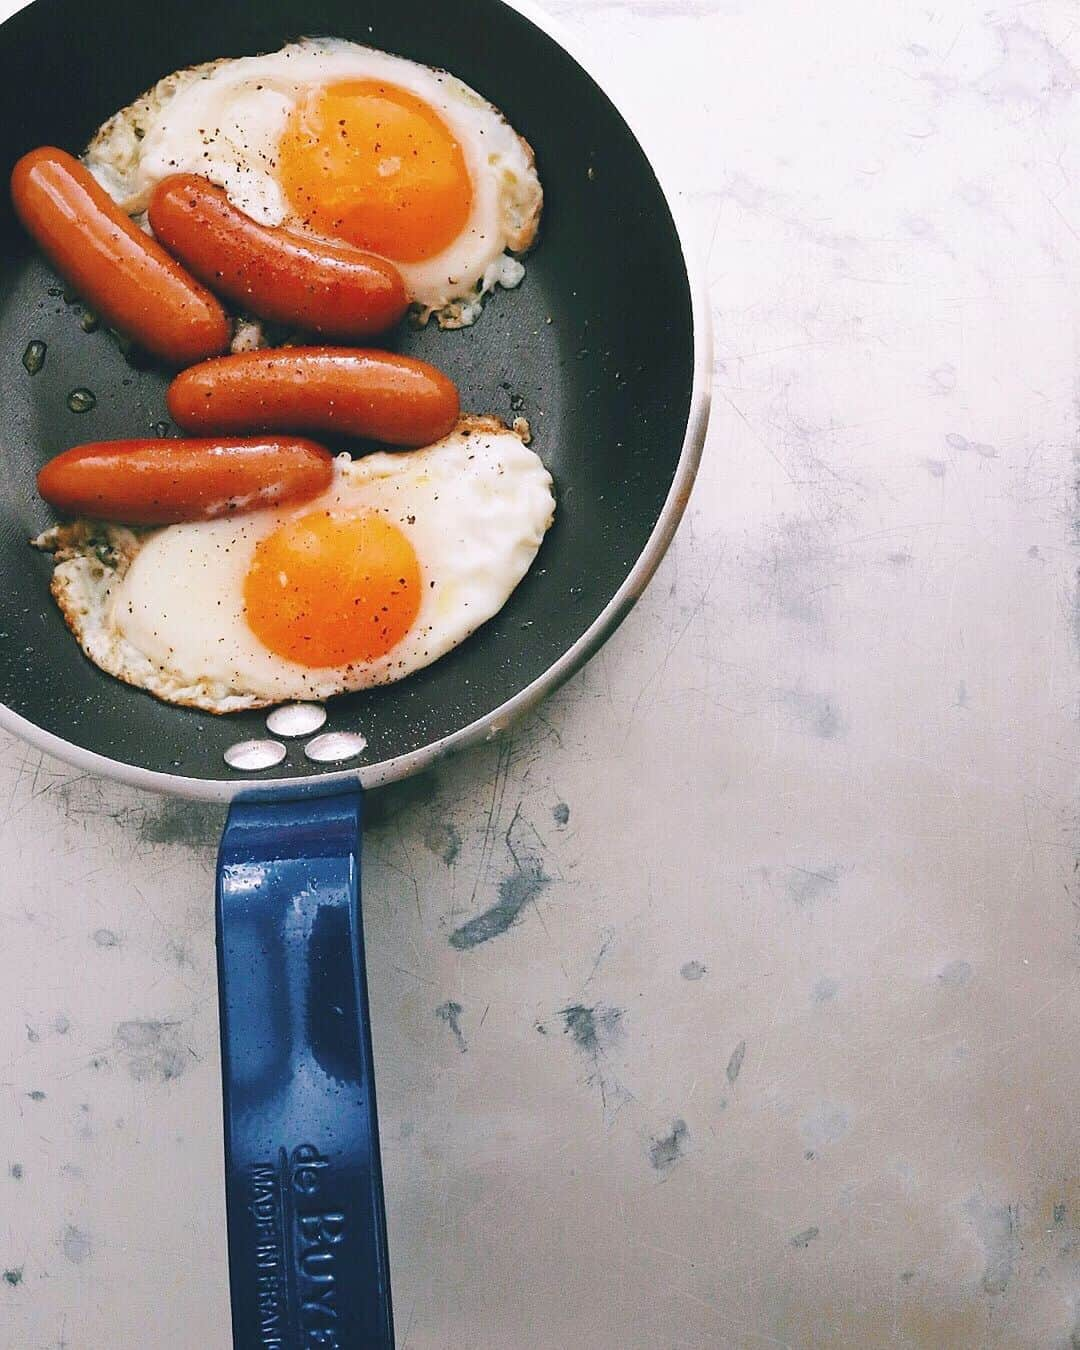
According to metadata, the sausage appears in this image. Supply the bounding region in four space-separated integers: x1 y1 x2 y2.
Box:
168 348 460 447
148 175 409 340
37 437 334 524
10 148 232 367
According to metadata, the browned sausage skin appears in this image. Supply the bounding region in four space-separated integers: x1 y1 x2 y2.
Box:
168 348 461 447
148 175 409 340
10 148 231 366
38 437 334 524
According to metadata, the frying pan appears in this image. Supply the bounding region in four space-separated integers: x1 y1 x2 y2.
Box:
0 0 710 1342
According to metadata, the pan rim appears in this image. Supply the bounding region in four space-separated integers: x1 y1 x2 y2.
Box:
0 0 712 801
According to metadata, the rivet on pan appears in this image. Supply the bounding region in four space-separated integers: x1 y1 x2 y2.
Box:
304 732 368 764
265 703 328 737
224 739 287 771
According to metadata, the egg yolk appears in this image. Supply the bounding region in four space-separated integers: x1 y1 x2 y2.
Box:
244 510 422 668
278 80 474 263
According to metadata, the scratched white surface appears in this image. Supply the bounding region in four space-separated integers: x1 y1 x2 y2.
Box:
3 1 1080 1346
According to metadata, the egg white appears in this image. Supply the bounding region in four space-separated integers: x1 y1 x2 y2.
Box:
84 39 543 327
34 419 555 712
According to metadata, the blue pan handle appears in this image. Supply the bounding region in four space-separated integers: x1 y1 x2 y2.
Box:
216 789 394 1349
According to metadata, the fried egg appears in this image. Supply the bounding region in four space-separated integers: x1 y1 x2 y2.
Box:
35 419 554 712
85 39 543 328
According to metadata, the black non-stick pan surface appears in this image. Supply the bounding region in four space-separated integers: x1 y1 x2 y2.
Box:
0 0 702 791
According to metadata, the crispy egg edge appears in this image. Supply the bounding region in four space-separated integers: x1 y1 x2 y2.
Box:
32 414 550 714
83 42 544 331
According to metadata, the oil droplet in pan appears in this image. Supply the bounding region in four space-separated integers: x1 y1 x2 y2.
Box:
22 340 46 375
67 388 96 413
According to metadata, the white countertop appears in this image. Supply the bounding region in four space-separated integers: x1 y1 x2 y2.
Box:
3 1 1080 1346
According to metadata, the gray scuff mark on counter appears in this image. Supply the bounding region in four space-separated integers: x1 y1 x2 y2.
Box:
966 1194 1018 1294
560 1003 623 1055
782 863 843 909
753 514 842 630
435 1001 467 1053
51 779 222 851
681 960 707 981
61 1226 90 1265
800 1101 852 1149
649 1119 689 1172
974 20 1080 109
946 432 997 458
792 1226 820 1248
552 802 570 826
114 1020 187 1083
137 799 223 849
938 959 974 988
554 1003 628 1117
929 363 956 394
449 862 551 949
166 940 192 969
726 1039 747 1084
779 687 846 739
92 929 120 948
3 1268 22 1287
450 757 559 949
424 820 461 866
